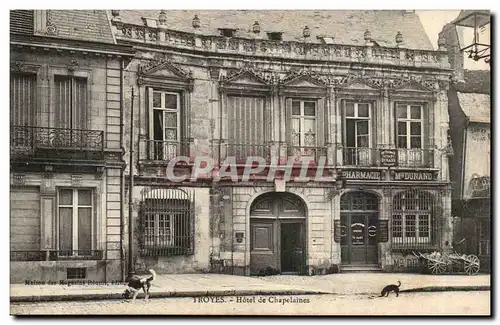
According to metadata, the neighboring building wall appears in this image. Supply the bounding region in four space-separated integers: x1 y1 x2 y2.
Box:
9 9 133 282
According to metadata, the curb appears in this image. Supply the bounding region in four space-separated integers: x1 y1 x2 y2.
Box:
10 289 330 303
10 286 490 303
400 285 490 293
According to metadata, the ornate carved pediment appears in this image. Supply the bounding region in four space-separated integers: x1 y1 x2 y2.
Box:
220 64 274 86
139 58 193 80
281 69 329 87
10 61 27 73
333 73 384 90
389 76 435 92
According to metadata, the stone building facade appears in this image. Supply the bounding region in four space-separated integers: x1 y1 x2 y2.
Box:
113 10 454 275
9 10 455 282
9 10 134 283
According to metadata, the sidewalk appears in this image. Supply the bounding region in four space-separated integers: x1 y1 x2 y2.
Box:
10 273 490 303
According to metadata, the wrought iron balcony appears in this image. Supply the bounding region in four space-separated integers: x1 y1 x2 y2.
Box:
342 147 378 166
288 145 328 164
396 148 434 168
221 143 271 165
10 125 104 161
339 147 434 168
139 139 194 164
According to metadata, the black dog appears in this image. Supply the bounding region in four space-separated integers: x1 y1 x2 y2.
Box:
380 280 401 297
123 269 156 301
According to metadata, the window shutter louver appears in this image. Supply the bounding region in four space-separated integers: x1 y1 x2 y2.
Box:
285 98 293 149
10 10 34 35
10 74 36 126
317 98 325 147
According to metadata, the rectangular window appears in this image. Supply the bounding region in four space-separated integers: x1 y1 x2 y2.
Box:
149 90 181 160
290 100 318 160
396 104 424 166
344 102 372 165
227 96 267 162
141 197 193 256
58 188 93 256
10 73 37 127
54 75 88 129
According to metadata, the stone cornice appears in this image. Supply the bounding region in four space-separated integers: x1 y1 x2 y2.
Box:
111 21 450 71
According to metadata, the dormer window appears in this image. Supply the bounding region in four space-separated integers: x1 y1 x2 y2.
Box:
267 32 283 41
219 28 236 38
318 36 334 44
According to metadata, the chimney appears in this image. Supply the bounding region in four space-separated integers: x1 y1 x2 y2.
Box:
439 22 464 82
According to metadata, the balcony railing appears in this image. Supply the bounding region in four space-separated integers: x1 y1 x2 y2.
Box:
221 143 271 165
340 147 434 168
342 147 378 166
139 139 193 163
10 250 104 261
396 148 434 168
10 125 104 160
288 146 328 164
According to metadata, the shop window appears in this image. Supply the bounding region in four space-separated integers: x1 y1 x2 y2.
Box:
392 190 436 247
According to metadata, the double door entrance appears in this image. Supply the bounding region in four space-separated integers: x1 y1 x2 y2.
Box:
250 193 306 275
340 214 378 264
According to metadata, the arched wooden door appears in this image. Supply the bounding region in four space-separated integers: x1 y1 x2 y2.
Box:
250 193 306 275
340 191 379 265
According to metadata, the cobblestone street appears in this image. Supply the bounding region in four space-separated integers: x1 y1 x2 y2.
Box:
11 291 490 316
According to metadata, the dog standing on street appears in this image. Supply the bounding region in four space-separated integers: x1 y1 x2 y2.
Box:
123 269 156 301
380 280 401 297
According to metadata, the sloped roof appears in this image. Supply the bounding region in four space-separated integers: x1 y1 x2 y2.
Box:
457 92 490 123
10 10 115 44
455 70 490 94
116 10 433 50
49 10 115 44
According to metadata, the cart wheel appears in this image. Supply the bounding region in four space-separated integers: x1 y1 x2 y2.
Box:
428 260 446 275
464 255 480 275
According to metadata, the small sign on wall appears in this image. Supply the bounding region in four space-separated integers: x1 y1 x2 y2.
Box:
379 149 398 167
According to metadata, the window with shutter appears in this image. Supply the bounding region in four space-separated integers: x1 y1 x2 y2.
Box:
10 73 36 127
54 75 88 130
227 96 267 163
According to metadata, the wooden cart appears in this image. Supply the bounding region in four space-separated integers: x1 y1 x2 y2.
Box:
412 251 480 275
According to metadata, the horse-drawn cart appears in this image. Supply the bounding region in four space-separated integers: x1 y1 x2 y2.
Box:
412 251 480 275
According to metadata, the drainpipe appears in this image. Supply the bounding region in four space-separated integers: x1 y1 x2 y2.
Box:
128 87 136 278
461 117 470 200
119 58 125 282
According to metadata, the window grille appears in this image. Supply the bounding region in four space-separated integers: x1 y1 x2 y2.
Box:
391 189 441 250
139 188 195 257
67 267 87 280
